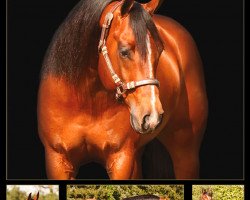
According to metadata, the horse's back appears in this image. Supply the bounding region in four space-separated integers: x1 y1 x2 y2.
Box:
123 194 160 200
153 15 204 74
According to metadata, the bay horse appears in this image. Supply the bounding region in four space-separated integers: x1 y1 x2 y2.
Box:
38 0 208 179
27 192 39 200
123 195 168 200
200 189 212 200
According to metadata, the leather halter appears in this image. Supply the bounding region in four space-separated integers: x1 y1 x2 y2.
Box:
98 1 160 101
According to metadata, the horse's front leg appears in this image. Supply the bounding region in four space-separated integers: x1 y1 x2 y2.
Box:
44 145 80 180
106 150 142 179
158 128 202 179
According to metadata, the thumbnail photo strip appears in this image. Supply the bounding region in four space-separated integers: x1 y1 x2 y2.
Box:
192 185 244 200
6 185 59 200
66 185 184 200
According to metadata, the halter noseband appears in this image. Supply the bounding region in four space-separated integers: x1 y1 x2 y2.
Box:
98 1 160 101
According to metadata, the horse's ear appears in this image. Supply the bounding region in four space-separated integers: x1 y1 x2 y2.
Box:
209 189 213 197
142 0 163 15
120 0 135 17
27 193 32 200
35 192 39 200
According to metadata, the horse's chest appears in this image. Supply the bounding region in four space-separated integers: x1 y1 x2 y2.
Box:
80 114 138 155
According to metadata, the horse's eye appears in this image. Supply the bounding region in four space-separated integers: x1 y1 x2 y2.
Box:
119 49 130 58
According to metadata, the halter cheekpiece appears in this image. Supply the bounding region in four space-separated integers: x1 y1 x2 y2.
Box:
98 1 160 101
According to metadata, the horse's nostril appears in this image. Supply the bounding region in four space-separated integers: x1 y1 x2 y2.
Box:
142 114 150 130
159 114 163 124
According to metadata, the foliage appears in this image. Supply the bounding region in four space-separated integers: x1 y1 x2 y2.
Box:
67 185 184 200
7 186 59 200
37 193 59 200
192 185 244 200
7 186 27 200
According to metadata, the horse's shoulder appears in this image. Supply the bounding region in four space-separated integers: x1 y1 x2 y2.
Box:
38 75 81 113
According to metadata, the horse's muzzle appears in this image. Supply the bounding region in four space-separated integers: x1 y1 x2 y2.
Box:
130 112 163 134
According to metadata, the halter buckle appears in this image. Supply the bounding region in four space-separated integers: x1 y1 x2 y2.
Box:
115 84 127 101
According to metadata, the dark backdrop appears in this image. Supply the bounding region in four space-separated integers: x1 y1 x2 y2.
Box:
7 0 243 179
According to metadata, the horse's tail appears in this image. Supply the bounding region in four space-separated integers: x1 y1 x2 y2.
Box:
142 138 175 179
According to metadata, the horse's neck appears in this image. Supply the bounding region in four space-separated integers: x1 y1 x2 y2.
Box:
78 68 119 115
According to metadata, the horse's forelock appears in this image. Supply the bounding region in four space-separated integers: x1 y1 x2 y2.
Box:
129 2 164 60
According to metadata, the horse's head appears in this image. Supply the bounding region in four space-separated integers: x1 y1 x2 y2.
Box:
98 0 164 134
27 192 39 200
201 189 212 200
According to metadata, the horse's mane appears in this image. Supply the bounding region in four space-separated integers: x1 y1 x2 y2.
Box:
41 0 114 85
41 0 163 86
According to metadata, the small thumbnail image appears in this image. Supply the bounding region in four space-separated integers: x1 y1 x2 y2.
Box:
67 185 184 200
6 185 59 200
192 185 244 200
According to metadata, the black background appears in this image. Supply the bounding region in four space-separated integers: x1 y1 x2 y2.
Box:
7 0 243 180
